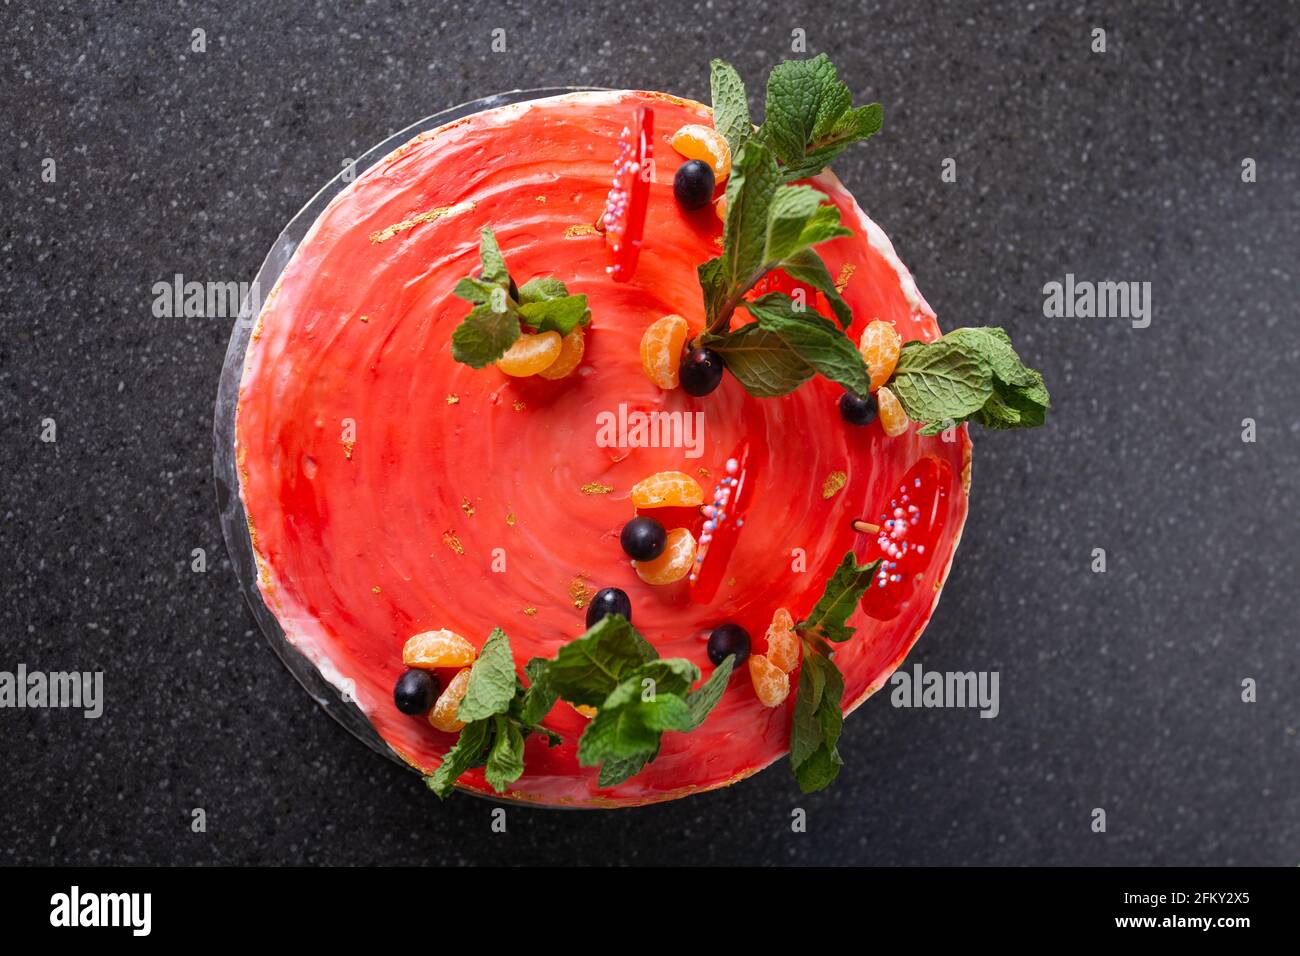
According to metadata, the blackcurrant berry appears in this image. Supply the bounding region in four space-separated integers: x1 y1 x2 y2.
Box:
586 587 632 627
394 669 438 715
620 516 668 561
680 347 725 397
839 391 878 426
673 159 715 210
707 623 751 667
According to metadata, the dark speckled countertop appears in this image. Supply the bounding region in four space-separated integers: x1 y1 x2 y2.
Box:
2 1 1297 865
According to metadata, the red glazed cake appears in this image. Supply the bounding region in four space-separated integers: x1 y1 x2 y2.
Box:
235 81 986 807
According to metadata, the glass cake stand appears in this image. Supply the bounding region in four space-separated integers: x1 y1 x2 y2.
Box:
213 88 603 777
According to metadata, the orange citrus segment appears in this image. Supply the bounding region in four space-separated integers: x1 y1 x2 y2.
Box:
639 314 688 389
572 703 598 719
634 527 696 585
536 326 585 379
497 330 562 376
714 195 727 221
428 666 472 732
630 470 704 508
670 124 732 181
402 629 477 669
858 320 902 392
765 607 800 673
748 654 790 707
876 385 910 437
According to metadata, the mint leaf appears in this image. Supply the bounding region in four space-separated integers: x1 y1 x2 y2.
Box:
764 184 828 262
457 628 518 722
797 551 882 644
790 649 846 793
544 614 658 707
518 294 589 336
889 338 994 424
477 227 509 285
779 247 852 328
450 303 520 368
887 328 1049 431
761 54 883 182
517 657 557 727
744 293 873 397
453 276 501 305
710 59 752 156
516 277 568 303
761 54 839 166
577 697 666 765
483 714 526 792
685 654 735 729
706 323 813 397
425 718 491 798
597 749 656 788
721 142 783 293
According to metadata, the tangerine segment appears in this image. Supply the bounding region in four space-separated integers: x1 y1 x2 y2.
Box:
572 703 598 719
859 320 902 392
630 470 705 508
670 124 732 181
748 654 790 707
876 385 910 437
536 326 585 380
634 527 696 585
639 314 689 389
497 331 562 376
429 666 471 732
765 607 801 673
402 629 477 669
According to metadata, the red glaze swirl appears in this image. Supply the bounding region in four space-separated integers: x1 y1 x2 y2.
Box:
236 91 971 806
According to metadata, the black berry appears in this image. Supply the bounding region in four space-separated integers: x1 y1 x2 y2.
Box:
707 623 751 667
620 516 667 561
839 391 878 426
586 587 632 627
394 669 438 715
673 159 715 210
680 347 725 397
508 276 519 302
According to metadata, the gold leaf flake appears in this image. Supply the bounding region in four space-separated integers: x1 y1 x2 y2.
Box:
697 467 711 479
461 497 475 517
565 224 599 239
445 393 459 405
522 607 537 616
369 200 475 243
505 512 516 526
359 314 370 323
580 482 613 495
536 196 547 203
442 531 464 555
569 575 592 609
513 400 526 412
342 440 355 461
371 586 381 594
834 263 856 294
822 470 847 499
727 577 738 587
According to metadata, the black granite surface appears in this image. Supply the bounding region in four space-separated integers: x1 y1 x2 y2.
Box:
2 0 1298 866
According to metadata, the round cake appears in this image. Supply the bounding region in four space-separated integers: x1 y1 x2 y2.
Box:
235 87 972 806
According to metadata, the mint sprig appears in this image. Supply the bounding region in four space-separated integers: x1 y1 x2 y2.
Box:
788 551 880 793
425 628 560 798
450 228 590 368
886 327 1050 434
539 614 736 788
